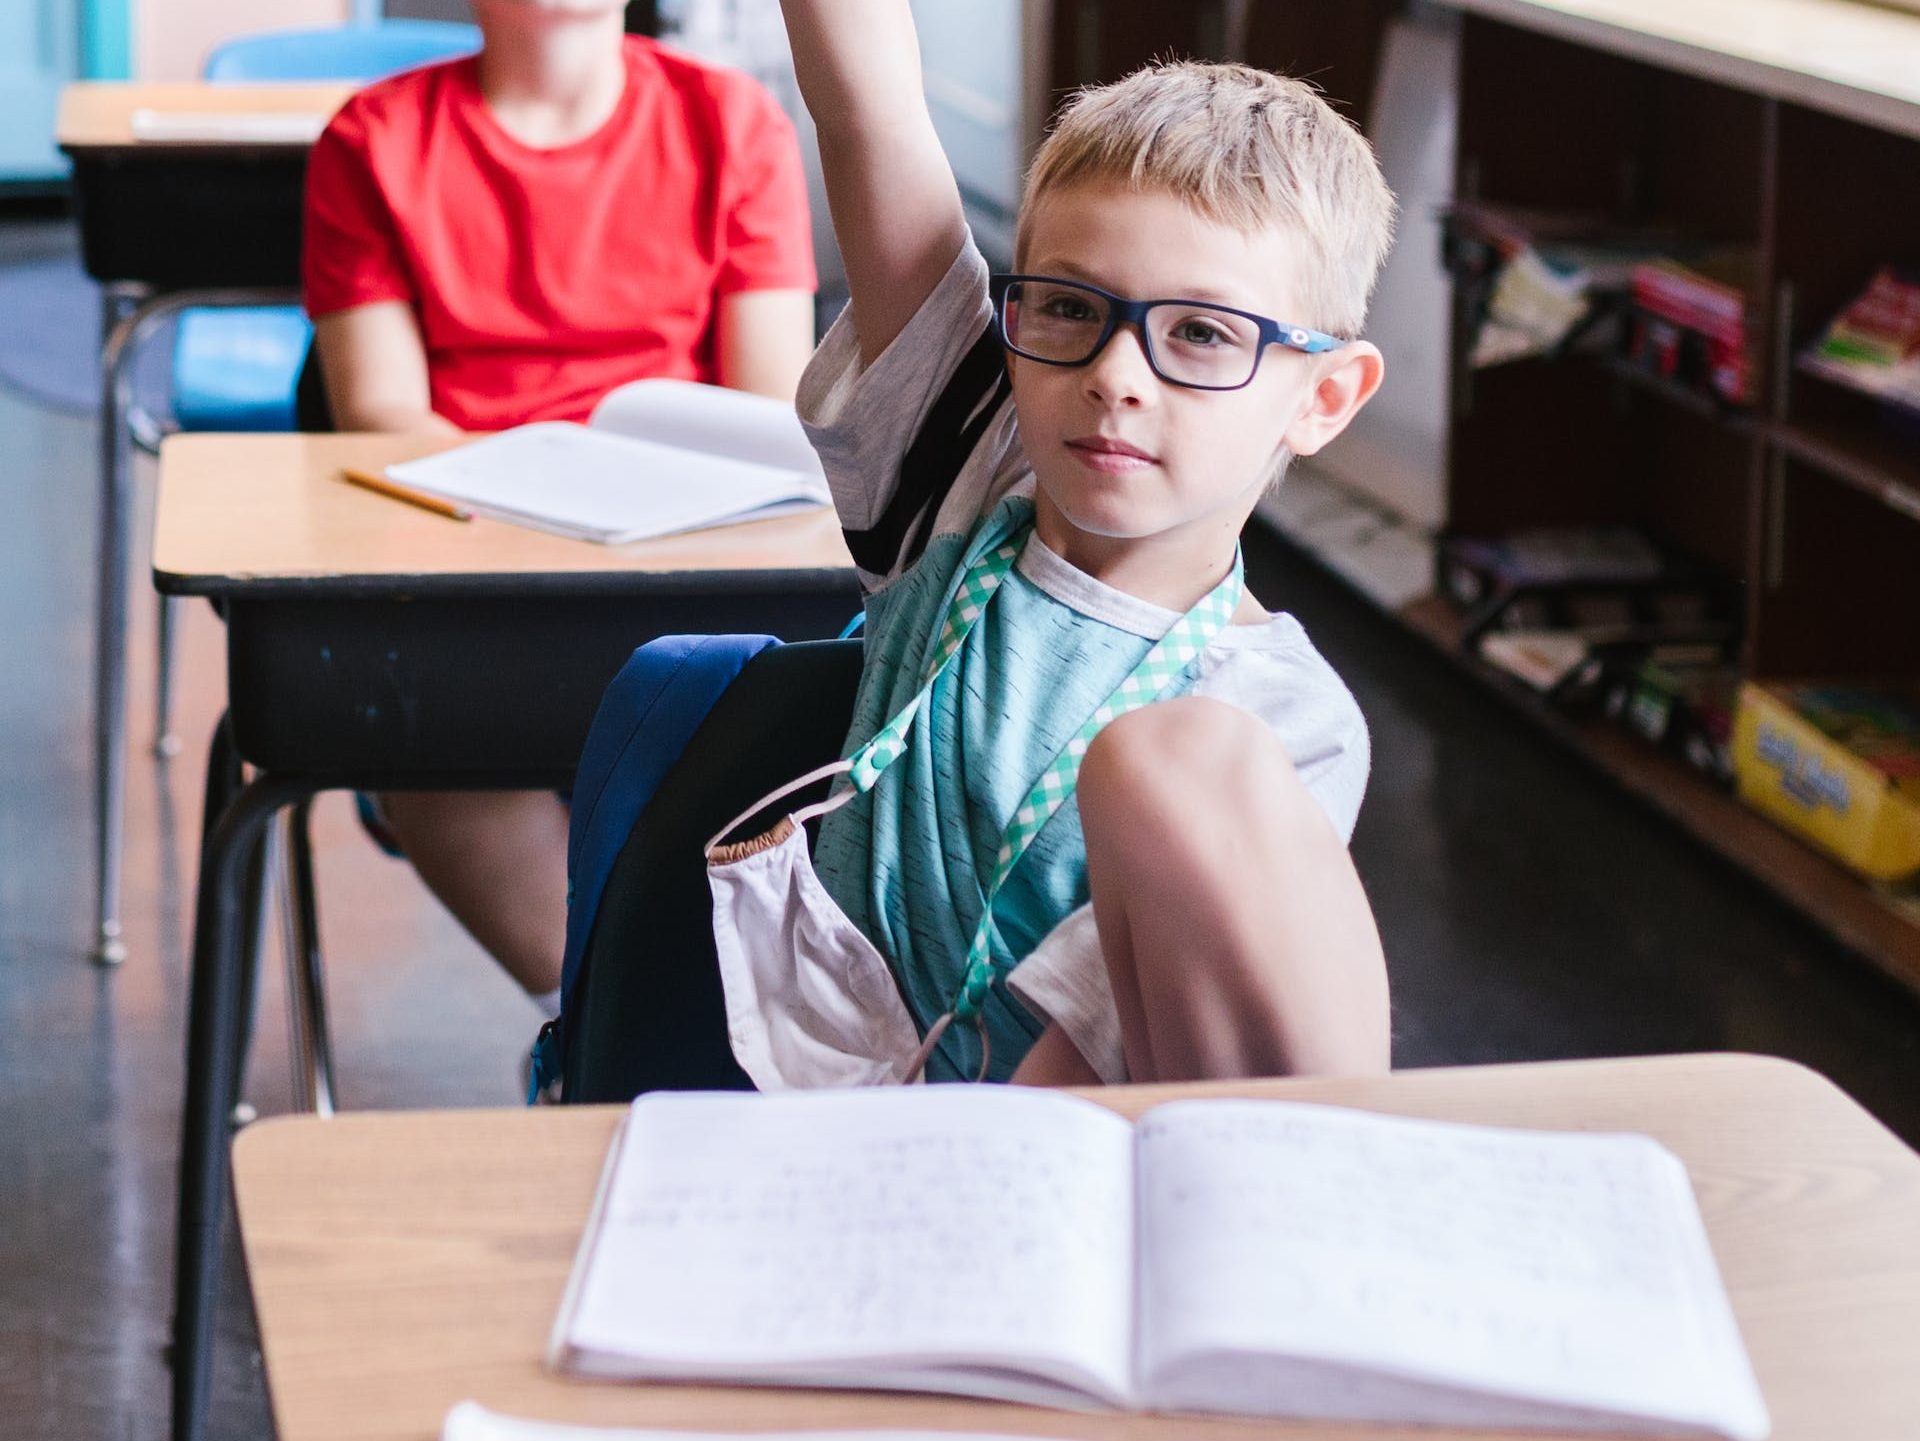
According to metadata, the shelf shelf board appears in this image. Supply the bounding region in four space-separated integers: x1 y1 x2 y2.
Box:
1388 592 1920 994
1595 354 1760 430
1436 0 1920 144
1767 415 1920 524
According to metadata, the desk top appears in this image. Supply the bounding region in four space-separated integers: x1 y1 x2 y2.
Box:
153 433 857 599
56 81 356 152
232 1053 1920 1441
1436 0 1920 140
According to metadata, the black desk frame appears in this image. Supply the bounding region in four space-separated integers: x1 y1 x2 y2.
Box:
158 565 860 1441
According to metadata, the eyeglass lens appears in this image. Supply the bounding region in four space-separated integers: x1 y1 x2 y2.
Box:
1001 279 1264 388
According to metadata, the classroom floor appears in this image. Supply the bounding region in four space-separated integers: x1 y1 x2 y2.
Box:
3 212 1919 1441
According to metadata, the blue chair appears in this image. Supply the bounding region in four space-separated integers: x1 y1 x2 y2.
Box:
202 18 483 84
154 19 481 746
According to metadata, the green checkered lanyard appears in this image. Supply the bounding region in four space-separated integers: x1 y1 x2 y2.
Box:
839 508 1244 1079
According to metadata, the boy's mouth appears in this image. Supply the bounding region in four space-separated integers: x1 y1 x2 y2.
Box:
1065 434 1156 474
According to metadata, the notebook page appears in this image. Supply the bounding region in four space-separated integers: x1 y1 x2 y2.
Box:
384 423 828 544
556 1088 1137 1405
1133 1101 1768 1440
590 378 825 479
442 1400 1047 1441
129 109 330 144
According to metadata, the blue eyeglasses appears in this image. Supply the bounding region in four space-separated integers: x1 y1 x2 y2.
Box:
989 273 1344 392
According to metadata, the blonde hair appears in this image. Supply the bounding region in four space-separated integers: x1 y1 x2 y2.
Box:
1017 61 1396 338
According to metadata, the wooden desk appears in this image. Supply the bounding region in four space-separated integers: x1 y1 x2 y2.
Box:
57 81 353 288
55 81 353 147
59 80 357 973
232 1053 1920 1441
155 433 855 593
161 433 861 1441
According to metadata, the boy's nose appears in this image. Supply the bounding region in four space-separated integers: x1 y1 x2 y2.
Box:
1082 322 1155 407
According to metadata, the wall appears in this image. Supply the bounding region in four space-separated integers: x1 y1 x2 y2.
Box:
134 0 350 81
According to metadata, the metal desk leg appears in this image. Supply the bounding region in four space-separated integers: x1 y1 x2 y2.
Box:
155 593 184 758
279 800 336 1116
92 286 299 968
171 751 318 1441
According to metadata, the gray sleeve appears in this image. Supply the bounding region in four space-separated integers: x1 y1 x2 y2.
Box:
1005 907 1128 1084
794 238 1014 587
1194 633 1372 843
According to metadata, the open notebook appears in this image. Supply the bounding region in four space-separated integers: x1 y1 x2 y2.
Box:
382 380 831 544
550 1088 1770 1439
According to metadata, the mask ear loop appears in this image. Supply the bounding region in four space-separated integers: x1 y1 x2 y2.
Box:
900 1010 992 1084
902 1013 954 1083
704 758 856 857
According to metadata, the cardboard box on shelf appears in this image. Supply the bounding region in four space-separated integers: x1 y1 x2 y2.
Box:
1732 682 1920 882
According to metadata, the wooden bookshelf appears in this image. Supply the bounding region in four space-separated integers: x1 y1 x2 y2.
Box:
1406 5 1920 991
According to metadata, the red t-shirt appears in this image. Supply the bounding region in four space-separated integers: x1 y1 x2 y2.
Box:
302 37 816 431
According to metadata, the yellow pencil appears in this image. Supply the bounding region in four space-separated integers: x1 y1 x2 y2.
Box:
341 466 474 522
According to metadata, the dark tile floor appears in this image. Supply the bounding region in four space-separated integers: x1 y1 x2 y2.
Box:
2 214 1918 1441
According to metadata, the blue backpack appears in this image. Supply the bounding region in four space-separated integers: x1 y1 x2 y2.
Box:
528 632 779 1100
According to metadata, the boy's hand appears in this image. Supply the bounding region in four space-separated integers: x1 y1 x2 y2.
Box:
778 1 967 366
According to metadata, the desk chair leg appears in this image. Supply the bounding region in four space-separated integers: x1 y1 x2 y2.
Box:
155 595 183 759
92 297 144 967
227 816 276 1126
173 761 315 1441
198 714 267 1124
93 287 295 969
277 801 335 1116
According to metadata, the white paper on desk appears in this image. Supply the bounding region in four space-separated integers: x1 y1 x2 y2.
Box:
128 108 330 144
441 1400 1043 1441
589 378 824 477
383 410 830 546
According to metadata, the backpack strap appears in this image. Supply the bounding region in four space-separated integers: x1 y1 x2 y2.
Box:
841 326 1011 576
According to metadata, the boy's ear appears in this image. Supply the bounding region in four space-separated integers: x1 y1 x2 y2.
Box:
1281 341 1384 458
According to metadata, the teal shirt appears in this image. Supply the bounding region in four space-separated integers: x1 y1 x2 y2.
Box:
813 495 1200 1082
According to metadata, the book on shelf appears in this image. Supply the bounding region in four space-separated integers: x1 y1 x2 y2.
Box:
549 1087 1770 1439
380 380 831 545
1627 253 1759 408
1440 203 1696 369
1799 266 1920 416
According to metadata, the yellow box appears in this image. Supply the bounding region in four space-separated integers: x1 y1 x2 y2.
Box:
1733 682 1920 882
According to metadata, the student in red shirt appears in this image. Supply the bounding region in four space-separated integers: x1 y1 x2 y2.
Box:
303 0 817 1017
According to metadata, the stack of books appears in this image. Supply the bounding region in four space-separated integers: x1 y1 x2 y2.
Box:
1799 266 1920 417
1628 256 1758 408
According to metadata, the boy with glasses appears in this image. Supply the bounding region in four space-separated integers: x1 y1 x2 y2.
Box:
706 2 1396 1087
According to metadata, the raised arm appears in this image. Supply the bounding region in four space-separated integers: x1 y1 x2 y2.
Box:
778 0 968 366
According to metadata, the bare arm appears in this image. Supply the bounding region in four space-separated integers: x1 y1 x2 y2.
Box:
716 288 816 401
777 0 967 366
312 301 460 435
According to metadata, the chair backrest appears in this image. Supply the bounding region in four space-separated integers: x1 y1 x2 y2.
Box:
553 637 866 1103
203 19 480 83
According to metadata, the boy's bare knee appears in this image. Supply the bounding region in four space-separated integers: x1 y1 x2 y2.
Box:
1082 698 1298 826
